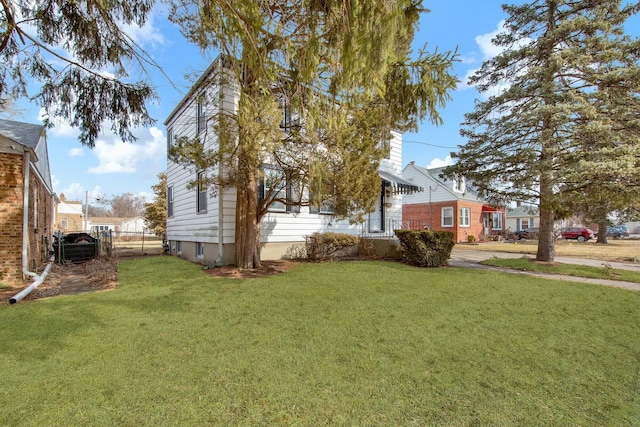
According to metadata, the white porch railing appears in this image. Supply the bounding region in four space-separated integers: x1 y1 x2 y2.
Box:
360 219 426 238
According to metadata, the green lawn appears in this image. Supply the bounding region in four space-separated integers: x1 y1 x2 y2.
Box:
1 257 639 426
482 256 640 283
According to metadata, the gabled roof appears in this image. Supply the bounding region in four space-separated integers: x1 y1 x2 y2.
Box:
0 118 53 194
406 163 482 202
506 205 539 217
0 118 45 151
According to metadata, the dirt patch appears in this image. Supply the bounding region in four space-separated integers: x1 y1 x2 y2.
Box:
202 259 299 279
0 257 118 304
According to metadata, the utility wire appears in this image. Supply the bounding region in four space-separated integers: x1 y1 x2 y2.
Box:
403 139 458 149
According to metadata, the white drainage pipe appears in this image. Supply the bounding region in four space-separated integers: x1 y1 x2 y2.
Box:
9 257 55 304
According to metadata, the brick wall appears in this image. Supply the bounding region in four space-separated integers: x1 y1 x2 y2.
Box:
0 152 25 286
27 170 54 273
403 201 493 243
0 153 54 288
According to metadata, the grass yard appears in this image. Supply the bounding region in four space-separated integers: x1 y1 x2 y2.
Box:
482 256 640 283
1 257 639 426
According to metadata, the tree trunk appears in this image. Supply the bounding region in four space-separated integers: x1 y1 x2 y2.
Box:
234 153 261 269
596 218 608 244
536 204 556 262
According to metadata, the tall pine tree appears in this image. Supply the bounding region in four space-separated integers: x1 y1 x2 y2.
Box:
445 0 640 261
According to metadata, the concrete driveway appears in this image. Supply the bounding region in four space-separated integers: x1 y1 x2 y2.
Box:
448 248 640 291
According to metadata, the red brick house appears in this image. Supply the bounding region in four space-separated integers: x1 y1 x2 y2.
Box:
402 162 505 243
0 119 55 289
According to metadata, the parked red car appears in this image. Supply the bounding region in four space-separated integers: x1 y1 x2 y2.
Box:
560 227 595 242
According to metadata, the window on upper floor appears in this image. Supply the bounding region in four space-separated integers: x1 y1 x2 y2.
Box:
279 97 300 131
167 186 174 217
453 175 466 193
442 207 454 227
197 172 207 213
197 96 206 134
166 127 173 152
380 139 391 159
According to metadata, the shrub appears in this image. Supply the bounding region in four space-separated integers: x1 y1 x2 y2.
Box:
305 232 359 261
394 229 455 267
467 235 476 243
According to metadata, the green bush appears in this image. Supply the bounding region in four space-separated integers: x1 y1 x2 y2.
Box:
394 229 455 267
305 232 359 261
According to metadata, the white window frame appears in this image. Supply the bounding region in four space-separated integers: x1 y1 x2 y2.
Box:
60 219 69 230
167 186 174 218
492 212 503 230
166 127 173 151
521 218 530 229
442 207 454 227
197 172 207 213
197 96 206 134
264 168 287 212
453 175 466 193
459 207 470 227
196 242 204 258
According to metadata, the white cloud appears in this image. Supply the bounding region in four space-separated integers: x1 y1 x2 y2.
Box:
69 147 83 157
463 21 532 99
475 20 508 61
87 126 166 174
51 175 60 192
59 184 105 201
427 156 453 169
122 12 167 49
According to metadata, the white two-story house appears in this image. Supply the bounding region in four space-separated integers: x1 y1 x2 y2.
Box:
164 57 421 265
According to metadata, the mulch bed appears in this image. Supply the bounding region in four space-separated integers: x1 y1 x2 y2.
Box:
0 257 118 304
201 259 299 279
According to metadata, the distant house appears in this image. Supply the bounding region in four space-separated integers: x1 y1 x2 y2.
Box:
88 217 125 234
56 193 84 232
505 205 539 232
119 216 147 233
402 163 505 242
0 119 55 288
164 56 421 265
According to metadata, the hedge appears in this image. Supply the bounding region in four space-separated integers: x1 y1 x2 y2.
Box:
394 229 455 267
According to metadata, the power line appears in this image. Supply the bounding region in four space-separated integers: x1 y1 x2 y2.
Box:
403 139 458 149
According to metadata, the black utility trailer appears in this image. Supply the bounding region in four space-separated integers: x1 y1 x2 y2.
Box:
53 232 99 263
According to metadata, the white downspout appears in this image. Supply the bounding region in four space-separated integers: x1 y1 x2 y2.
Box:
217 180 224 265
12 151 54 304
10 257 55 304
21 152 33 279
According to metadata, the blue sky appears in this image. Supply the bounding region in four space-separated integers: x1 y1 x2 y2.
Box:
0 2 543 202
